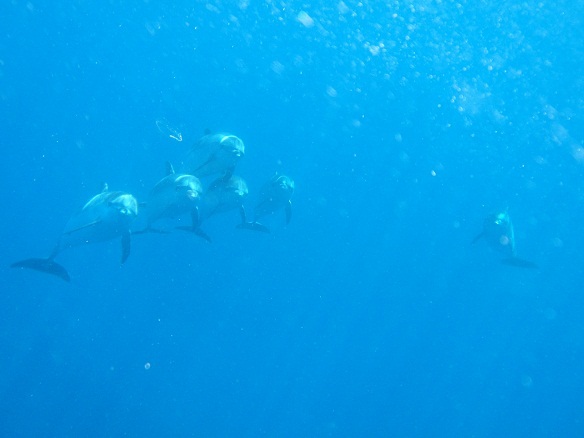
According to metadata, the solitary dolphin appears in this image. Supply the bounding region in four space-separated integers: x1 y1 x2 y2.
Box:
11 184 139 281
178 175 249 240
135 162 203 234
239 173 294 233
182 132 245 179
472 210 537 268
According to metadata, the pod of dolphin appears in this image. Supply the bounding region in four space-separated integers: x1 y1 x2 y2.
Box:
11 132 296 282
11 131 537 282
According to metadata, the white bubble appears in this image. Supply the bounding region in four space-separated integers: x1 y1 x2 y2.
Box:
368 45 380 56
297 11 314 28
270 61 285 74
144 362 151 370
337 2 349 14
326 86 337 97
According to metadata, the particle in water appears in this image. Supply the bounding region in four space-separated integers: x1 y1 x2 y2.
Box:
297 11 314 28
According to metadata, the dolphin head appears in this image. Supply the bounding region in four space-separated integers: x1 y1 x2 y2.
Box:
110 193 139 218
219 135 245 158
275 175 295 196
484 211 516 256
213 175 248 198
175 175 203 201
267 173 295 198
229 176 249 198
493 211 510 227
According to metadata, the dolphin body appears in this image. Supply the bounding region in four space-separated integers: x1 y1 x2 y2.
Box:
239 173 294 233
472 211 537 269
11 184 138 281
135 162 203 234
182 133 245 180
178 175 249 241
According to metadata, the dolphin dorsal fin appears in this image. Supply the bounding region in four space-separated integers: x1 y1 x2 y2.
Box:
165 161 175 176
204 128 212 135
102 183 109 193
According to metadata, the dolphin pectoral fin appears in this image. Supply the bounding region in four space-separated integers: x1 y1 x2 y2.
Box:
501 257 539 269
239 206 247 224
285 200 292 225
471 232 485 245
237 221 271 233
176 225 212 243
121 232 131 264
11 258 70 282
189 210 211 242
191 209 200 229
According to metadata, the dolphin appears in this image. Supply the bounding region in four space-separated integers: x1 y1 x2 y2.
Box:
472 210 537 269
11 184 139 281
182 132 245 180
177 175 249 240
134 162 203 234
238 173 294 233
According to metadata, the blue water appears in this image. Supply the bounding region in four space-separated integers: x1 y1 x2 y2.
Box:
1 1 583 436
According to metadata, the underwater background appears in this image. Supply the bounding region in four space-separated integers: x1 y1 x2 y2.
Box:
1 1 583 436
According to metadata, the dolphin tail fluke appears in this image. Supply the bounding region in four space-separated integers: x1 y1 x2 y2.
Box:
176 225 212 243
11 258 70 282
501 257 539 269
471 232 485 245
237 221 271 233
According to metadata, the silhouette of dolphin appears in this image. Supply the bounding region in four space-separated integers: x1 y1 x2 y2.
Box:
177 175 249 242
182 132 244 180
11 184 138 281
239 173 294 233
472 210 537 269
135 162 203 234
